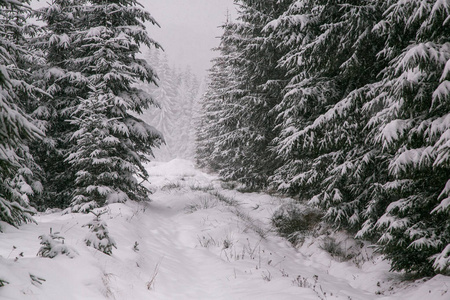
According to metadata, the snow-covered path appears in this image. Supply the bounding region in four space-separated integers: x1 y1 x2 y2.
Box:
1 159 449 300
127 185 325 300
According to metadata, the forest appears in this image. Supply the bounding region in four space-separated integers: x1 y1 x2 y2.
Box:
0 0 449 292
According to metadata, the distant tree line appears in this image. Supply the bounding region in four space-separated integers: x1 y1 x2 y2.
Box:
139 49 201 161
196 0 450 276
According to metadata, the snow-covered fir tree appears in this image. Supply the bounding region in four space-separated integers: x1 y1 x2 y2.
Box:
268 0 385 216
265 0 450 275
66 92 156 212
37 228 77 258
171 67 200 159
34 0 162 212
83 210 116 255
196 21 239 172
65 0 163 211
32 0 89 209
197 0 289 188
0 0 43 228
355 0 450 275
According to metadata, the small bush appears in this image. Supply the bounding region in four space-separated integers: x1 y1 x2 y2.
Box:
272 203 323 246
222 235 234 250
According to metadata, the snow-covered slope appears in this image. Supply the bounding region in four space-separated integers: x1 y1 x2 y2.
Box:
1 159 449 299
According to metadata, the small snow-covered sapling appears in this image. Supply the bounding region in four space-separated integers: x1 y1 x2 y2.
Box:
37 228 78 258
83 210 116 255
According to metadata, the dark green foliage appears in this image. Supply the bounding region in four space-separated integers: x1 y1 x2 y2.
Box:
319 237 355 261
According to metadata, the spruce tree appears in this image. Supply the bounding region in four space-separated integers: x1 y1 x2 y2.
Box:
33 0 89 209
268 0 450 275
0 0 43 227
171 67 200 159
63 0 163 211
83 210 116 255
269 0 386 221
196 21 239 173
357 0 450 275
198 1 289 188
140 50 200 161
199 0 450 276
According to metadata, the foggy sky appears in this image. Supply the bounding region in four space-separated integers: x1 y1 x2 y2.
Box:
143 0 235 78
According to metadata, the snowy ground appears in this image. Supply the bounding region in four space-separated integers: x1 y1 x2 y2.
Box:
1 159 449 299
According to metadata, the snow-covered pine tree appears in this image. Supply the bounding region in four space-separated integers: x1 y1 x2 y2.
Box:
139 49 200 161
196 21 239 173
67 93 132 212
227 0 289 188
356 0 450 275
83 210 116 255
0 0 44 227
32 0 89 209
37 228 77 258
63 0 162 211
198 0 289 188
269 0 386 222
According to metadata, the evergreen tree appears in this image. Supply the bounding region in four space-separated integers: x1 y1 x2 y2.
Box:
269 0 386 223
37 228 77 258
171 67 200 159
196 21 239 172
34 0 162 211
64 0 162 211
267 0 450 275
198 0 289 188
356 0 450 275
138 50 176 161
33 0 90 209
83 210 116 255
67 93 150 212
0 0 43 227
200 0 449 275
